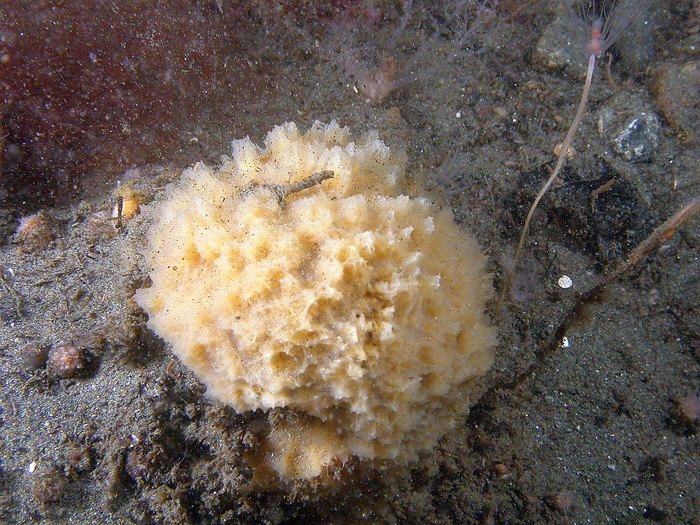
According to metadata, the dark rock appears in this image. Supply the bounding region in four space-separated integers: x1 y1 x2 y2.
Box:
514 159 654 264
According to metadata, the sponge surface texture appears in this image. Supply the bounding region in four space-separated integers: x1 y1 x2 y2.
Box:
136 121 496 482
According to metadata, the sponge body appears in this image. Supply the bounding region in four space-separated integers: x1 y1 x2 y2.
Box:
136 121 496 483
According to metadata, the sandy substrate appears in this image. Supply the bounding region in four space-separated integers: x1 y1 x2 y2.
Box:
1 1 698 523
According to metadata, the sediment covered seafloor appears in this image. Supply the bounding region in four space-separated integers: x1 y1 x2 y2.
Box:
0 1 698 523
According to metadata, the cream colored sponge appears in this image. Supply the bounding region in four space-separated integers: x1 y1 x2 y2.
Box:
135 121 496 485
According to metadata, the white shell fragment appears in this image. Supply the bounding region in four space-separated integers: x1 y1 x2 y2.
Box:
558 275 573 289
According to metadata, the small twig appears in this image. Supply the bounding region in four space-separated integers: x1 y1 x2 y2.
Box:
237 170 334 206
589 177 616 211
468 196 700 423
604 54 633 91
595 195 700 291
500 195 700 391
283 171 335 199
604 54 621 90
114 196 124 229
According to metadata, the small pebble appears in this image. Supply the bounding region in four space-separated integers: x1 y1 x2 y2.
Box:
558 275 573 289
550 489 573 513
493 462 508 477
12 210 56 253
47 344 94 378
30 463 67 504
674 395 700 424
22 342 50 368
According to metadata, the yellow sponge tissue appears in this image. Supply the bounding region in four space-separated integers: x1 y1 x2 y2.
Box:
135 121 497 486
